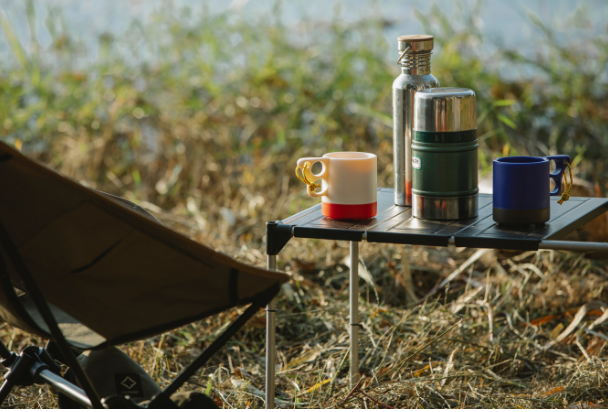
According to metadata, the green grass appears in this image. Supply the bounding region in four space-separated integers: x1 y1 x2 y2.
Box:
2 1 607 239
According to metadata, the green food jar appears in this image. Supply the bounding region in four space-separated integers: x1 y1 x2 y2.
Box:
412 88 478 220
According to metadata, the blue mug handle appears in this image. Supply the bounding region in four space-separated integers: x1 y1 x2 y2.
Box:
546 155 571 195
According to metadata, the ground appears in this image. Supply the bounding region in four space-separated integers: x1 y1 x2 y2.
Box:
2 217 608 408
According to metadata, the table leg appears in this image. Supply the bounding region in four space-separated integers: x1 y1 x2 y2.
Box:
349 241 360 387
265 255 277 409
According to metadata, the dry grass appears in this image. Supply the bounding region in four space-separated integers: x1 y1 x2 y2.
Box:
3 216 608 408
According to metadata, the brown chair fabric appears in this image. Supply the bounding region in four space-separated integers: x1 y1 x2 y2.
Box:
0 141 288 348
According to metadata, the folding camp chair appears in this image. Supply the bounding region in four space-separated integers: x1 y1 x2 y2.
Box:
0 141 289 408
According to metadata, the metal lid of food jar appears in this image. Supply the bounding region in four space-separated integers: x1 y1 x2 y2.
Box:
413 88 476 132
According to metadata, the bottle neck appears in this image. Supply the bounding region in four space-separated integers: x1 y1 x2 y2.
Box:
399 52 432 75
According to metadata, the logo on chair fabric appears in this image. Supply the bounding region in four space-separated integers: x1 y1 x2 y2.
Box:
115 373 144 398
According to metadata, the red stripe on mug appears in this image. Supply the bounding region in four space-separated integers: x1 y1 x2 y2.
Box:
321 201 377 220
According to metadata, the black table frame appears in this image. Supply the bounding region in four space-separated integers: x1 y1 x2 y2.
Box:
263 188 608 408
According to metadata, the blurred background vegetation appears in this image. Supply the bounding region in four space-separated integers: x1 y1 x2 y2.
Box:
0 0 607 249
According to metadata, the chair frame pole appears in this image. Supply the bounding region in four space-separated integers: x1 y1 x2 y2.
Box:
148 284 279 407
0 214 283 408
0 219 103 409
39 369 93 408
0 378 16 406
265 255 277 409
0 339 11 360
0 334 91 408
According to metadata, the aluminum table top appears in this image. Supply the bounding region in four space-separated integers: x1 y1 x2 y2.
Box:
279 188 608 251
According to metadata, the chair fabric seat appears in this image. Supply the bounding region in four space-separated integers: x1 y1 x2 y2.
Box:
19 293 105 348
0 141 289 349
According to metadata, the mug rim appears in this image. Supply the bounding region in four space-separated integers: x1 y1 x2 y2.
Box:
494 156 547 165
323 152 376 160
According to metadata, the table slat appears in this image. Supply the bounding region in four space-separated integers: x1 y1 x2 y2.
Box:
278 189 608 250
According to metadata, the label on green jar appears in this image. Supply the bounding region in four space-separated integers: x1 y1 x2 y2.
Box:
412 156 421 170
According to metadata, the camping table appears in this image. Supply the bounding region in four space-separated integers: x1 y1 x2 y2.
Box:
264 188 608 408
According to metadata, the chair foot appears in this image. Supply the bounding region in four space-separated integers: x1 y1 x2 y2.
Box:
0 346 61 407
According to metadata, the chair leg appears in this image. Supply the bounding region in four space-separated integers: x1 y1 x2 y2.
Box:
0 346 63 407
0 377 17 406
0 341 19 406
265 255 277 409
0 338 12 360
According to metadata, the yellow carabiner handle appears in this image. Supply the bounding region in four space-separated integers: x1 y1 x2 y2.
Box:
295 161 320 193
557 161 573 205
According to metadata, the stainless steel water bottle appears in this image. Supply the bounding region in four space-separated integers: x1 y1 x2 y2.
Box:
393 35 439 206
411 88 478 220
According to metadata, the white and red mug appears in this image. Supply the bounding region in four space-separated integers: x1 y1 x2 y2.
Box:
296 152 377 220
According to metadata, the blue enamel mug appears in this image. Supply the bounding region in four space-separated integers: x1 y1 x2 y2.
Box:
493 155 571 225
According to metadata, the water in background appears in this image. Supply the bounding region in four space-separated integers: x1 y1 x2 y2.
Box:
1 0 606 77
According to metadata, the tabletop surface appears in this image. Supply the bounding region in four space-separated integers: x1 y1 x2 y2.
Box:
278 188 608 250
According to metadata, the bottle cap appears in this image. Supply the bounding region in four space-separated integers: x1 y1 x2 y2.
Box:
397 35 434 53
414 88 476 132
